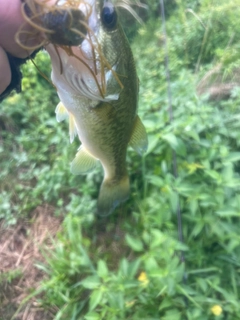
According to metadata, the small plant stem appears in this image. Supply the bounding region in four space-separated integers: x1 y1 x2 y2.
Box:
159 0 187 283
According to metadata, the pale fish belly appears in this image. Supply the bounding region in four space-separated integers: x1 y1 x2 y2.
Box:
56 86 118 171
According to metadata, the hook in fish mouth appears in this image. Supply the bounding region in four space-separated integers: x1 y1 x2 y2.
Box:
41 8 88 46
21 0 88 47
18 0 125 99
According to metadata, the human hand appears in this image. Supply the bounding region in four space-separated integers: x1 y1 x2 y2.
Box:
0 0 55 95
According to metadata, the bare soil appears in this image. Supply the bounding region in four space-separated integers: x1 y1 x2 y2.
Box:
0 205 62 320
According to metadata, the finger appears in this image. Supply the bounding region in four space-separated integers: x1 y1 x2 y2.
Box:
0 1 33 58
0 47 11 94
0 0 56 59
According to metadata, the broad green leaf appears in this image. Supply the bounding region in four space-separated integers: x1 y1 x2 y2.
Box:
175 138 187 156
159 297 172 311
189 199 198 215
84 312 100 320
216 210 240 217
119 258 128 276
89 290 103 311
224 152 240 163
125 234 143 252
149 229 166 248
162 133 178 149
169 191 179 212
146 134 160 154
162 309 181 320
97 260 108 278
205 169 222 182
128 259 142 278
144 256 159 271
81 276 100 289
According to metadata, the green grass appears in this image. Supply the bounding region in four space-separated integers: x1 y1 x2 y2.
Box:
1 0 240 319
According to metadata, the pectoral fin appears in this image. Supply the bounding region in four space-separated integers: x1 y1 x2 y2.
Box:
69 114 78 144
55 102 68 122
71 146 98 175
55 102 78 143
129 115 148 155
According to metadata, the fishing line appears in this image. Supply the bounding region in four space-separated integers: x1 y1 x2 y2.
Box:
159 0 187 282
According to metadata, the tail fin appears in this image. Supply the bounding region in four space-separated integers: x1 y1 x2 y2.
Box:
97 175 130 216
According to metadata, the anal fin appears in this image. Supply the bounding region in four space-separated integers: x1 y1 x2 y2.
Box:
129 115 148 154
71 146 98 175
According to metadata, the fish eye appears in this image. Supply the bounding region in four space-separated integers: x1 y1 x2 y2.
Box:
101 2 117 29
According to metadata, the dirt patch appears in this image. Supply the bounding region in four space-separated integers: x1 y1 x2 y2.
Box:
0 205 62 320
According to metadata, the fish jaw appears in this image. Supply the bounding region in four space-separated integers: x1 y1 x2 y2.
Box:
46 41 121 104
45 0 122 102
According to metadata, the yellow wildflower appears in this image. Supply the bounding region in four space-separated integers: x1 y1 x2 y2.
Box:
138 272 149 286
125 300 136 308
211 305 222 316
185 162 204 174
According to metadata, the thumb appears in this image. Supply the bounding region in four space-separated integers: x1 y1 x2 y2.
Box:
0 47 11 94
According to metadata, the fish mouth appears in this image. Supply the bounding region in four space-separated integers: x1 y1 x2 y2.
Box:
20 0 123 101
41 8 88 46
45 1 123 102
47 41 120 102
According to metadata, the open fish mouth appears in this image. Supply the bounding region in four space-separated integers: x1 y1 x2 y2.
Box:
18 0 123 101
18 1 90 48
41 7 88 46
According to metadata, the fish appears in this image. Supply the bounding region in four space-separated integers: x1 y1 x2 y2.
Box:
45 0 148 215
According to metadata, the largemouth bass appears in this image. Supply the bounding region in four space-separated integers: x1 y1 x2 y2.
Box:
45 0 148 215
